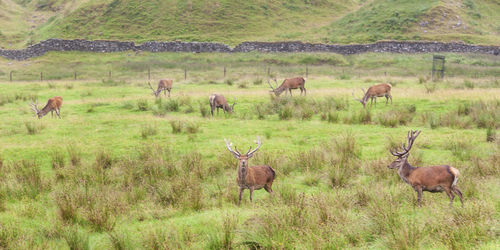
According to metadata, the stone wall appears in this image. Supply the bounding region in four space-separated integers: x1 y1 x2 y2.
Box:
1 39 498 60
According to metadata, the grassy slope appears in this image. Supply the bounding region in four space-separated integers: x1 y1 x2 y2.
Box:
1 0 499 48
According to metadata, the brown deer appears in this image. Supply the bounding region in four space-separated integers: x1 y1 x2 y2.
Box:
352 83 392 108
209 94 236 116
148 79 173 98
388 130 463 207
268 77 306 96
30 97 63 119
224 137 275 206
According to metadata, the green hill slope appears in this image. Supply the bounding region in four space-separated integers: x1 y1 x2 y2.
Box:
1 0 499 48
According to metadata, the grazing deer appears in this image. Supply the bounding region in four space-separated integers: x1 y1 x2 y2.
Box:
148 79 173 98
388 130 463 207
268 77 306 96
352 83 392 108
224 137 275 206
209 94 236 116
30 97 63 119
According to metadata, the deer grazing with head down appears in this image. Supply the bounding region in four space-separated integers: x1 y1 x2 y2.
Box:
388 130 463 207
209 94 236 116
30 97 63 119
268 77 306 96
352 83 392 108
148 79 173 98
224 137 275 206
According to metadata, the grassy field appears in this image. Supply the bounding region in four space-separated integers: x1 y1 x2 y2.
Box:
1 0 500 48
0 52 499 248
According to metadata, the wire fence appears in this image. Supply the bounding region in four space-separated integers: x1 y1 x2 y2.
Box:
2 63 498 82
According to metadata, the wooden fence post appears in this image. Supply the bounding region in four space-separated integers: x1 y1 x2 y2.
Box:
267 66 270 77
306 65 308 78
74 72 77 80
109 70 112 79
184 68 187 80
9 71 12 82
224 66 226 78
40 72 43 81
148 67 151 81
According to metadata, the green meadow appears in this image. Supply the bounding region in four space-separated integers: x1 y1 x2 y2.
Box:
0 52 499 249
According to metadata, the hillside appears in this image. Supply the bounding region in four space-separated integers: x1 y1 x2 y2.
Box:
0 0 499 48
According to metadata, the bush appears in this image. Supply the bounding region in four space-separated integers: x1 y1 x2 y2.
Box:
224 79 234 86
170 121 183 134
141 124 158 139
67 145 82 167
25 122 44 135
464 80 475 89
165 99 180 112
253 79 263 85
50 150 65 170
279 104 294 120
199 102 209 118
486 127 496 142
238 82 249 88
137 99 149 111
424 83 437 93
185 122 200 134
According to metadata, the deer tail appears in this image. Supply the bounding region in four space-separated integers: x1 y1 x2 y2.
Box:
268 166 276 179
448 166 460 187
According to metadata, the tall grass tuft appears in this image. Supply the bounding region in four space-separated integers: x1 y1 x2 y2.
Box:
141 124 158 139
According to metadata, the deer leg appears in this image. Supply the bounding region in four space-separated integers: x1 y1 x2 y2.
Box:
50 110 54 118
56 109 61 119
374 97 377 107
238 187 244 206
444 187 455 207
289 89 292 96
390 95 393 104
452 187 464 206
416 186 423 207
303 88 306 96
249 187 254 202
264 184 273 194
385 95 389 104
168 89 171 98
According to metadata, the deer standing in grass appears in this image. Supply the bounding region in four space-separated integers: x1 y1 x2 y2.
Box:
268 77 306 96
224 137 275 206
209 94 236 116
352 83 392 108
30 97 63 119
388 130 463 207
148 79 173 98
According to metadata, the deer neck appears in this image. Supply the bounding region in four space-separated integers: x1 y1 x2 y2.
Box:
398 161 416 185
238 165 248 186
39 104 53 116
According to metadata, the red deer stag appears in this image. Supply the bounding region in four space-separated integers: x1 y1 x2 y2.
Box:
148 79 173 98
30 96 63 119
224 137 275 206
209 94 236 116
352 83 392 108
388 130 463 207
268 77 306 96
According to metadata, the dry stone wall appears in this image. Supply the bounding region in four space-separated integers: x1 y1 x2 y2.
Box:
1 39 498 60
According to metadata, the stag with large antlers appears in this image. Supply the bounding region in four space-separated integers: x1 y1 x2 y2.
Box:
224 137 275 206
388 130 463 207
209 94 236 116
353 83 392 108
30 97 63 119
148 79 173 98
268 77 306 96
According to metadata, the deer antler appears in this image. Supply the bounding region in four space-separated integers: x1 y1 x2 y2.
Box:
390 130 421 157
267 79 275 90
247 136 263 157
29 98 39 113
224 138 241 158
147 82 156 95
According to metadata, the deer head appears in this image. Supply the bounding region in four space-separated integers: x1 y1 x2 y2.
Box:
29 98 42 119
229 98 237 113
388 130 421 169
147 82 160 97
224 137 263 168
352 88 367 108
267 78 280 96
